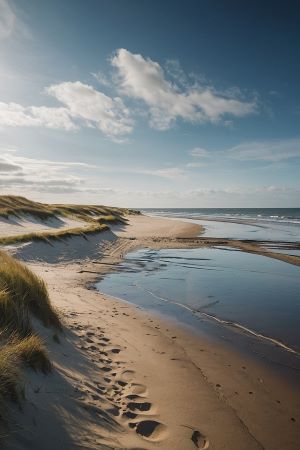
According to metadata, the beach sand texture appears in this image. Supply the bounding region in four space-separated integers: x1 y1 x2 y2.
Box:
1 215 300 450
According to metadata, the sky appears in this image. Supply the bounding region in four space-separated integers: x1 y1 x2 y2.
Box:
0 0 300 207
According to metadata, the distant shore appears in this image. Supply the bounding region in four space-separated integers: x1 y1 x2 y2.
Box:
2 214 300 450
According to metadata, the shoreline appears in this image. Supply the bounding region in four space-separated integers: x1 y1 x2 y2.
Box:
3 215 300 450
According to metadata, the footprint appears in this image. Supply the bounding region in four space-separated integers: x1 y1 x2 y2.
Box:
87 345 97 351
130 384 148 396
86 332 95 337
135 420 167 441
111 348 121 354
128 402 151 412
123 411 137 419
120 370 135 382
191 430 209 449
100 366 112 372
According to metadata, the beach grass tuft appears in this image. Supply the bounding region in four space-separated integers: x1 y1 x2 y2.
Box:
0 250 58 427
0 250 61 332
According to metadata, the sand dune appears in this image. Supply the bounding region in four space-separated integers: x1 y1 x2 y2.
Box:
0 214 87 237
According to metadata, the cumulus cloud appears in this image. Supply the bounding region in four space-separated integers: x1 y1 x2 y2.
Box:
46 81 133 138
111 48 256 130
0 49 257 138
0 81 133 139
0 102 76 130
228 139 300 162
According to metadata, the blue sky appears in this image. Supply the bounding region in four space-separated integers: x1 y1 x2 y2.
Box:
0 0 300 207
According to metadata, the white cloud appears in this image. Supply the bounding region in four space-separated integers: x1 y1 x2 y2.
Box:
111 48 256 130
0 0 16 39
0 158 21 172
228 139 300 162
0 0 29 40
0 49 257 138
0 152 97 194
46 81 133 138
137 167 187 179
0 81 134 139
189 147 210 158
0 102 77 130
91 71 111 87
186 162 207 168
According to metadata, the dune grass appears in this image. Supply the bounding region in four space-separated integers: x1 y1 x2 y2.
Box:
0 250 58 426
10 334 51 374
92 214 127 225
0 195 140 222
0 343 20 404
0 250 61 332
0 222 109 246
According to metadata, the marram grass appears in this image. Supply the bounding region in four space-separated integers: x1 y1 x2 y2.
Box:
0 195 140 222
0 222 109 246
0 250 59 427
0 250 61 332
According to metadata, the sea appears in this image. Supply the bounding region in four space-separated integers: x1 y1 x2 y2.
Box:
141 208 300 244
96 208 300 375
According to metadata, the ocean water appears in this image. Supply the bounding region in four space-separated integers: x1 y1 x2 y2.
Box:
96 247 300 358
142 208 300 243
141 208 300 224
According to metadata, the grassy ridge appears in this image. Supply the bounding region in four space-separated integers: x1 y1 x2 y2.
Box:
0 195 140 221
0 222 109 246
0 250 60 423
0 195 139 246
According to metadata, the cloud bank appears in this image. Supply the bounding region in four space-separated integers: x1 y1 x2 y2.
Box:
112 48 256 130
0 49 257 139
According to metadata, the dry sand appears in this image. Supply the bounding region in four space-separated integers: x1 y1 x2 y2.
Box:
2 216 300 450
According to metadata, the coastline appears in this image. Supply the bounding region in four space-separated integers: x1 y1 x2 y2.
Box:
3 215 300 450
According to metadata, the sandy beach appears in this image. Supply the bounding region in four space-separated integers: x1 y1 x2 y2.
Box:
1 214 298 450
2 2 299 448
